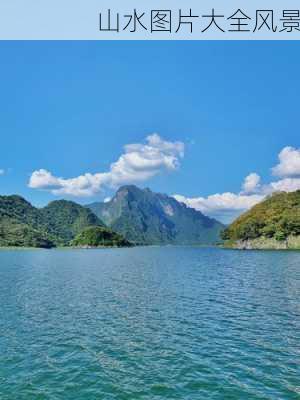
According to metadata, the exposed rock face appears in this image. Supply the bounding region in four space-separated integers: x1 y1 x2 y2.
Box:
87 185 224 245
232 236 300 250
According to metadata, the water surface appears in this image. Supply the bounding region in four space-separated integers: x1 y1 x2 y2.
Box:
0 247 299 399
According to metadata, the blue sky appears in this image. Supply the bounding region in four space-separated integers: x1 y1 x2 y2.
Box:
0 41 300 222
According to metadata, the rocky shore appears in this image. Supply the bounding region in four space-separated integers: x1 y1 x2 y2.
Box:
226 235 300 250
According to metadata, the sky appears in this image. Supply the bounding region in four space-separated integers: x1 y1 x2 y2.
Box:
0 41 300 223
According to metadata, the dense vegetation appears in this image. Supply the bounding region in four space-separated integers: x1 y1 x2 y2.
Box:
0 186 224 248
0 221 54 248
71 226 132 247
0 195 127 248
0 196 52 247
88 185 224 245
40 200 103 245
221 191 300 243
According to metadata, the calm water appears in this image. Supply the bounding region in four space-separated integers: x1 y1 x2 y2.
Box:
0 247 299 400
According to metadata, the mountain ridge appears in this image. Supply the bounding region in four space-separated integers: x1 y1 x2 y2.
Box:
0 195 118 248
0 185 225 248
87 185 224 245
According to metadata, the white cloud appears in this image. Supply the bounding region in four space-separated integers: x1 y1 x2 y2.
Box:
29 140 300 224
29 134 184 197
269 177 300 193
266 147 300 194
174 145 300 223
0 169 4 176
174 192 264 223
242 173 261 194
29 169 109 197
177 172 300 223
272 146 300 178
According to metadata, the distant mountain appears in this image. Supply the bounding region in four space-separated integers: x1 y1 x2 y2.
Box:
0 195 123 248
221 190 300 249
87 185 224 245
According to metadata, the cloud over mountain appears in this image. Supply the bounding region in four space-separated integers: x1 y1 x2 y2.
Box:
174 146 300 223
174 192 264 223
29 134 184 196
29 137 300 224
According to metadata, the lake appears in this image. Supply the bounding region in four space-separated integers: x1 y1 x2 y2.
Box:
0 247 299 399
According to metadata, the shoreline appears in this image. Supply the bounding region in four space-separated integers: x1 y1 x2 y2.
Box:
0 243 221 251
222 235 300 251
1 244 300 251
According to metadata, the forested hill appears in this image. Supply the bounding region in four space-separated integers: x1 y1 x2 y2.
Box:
221 191 300 249
0 195 106 247
0 187 225 248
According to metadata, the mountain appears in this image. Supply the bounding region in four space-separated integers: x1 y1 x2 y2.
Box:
39 200 104 245
87 185 224 245
0 195 54 248
0 195 123 248
221 190 300 249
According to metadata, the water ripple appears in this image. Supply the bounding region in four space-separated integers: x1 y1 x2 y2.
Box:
0 247 299 399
